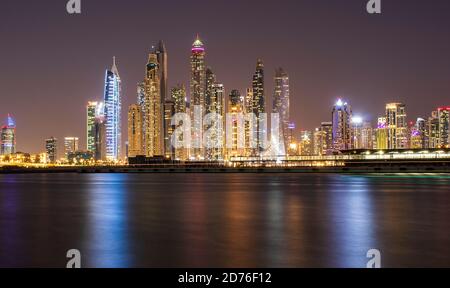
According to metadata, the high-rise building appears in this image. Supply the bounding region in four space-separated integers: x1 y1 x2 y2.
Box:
171 85 188 161
321 122 333 153
45 137 58 164
205 83 225 161
64 137 79 159
314 122 333 156
416 117 428 149
352 117 373 149
437 107 450 148
252 59 265 153
164 100 175 159
272 68 290 152
428 111 440 148
154 41 168 103
103 57 122 161
128 104 143 157
299 131 313 156
190 35 206 160
375 117 388 150
94 114 107 161
227 89 244 158
386 103 408 149
87 102 99 153
144 52 163 157
332 99 352 151
1 115 16 155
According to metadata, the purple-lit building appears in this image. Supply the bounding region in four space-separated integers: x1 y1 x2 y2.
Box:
1 115 16 155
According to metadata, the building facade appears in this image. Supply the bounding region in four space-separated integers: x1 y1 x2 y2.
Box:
332 99 352 151
128 104 143 157
45 137 58 163
386 103 408 149
272 68 290 152
103 57 122 161
1 115 16 156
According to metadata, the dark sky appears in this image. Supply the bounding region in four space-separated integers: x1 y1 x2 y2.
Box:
1 0 450 154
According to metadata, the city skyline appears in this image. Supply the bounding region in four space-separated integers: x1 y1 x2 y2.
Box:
1 0 450 154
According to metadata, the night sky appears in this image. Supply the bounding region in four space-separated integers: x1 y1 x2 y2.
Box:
1 0 450 154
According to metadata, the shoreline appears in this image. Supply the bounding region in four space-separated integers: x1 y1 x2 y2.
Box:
1 164 450 174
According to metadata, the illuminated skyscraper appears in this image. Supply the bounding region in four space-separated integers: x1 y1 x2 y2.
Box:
128 104 143 157
386 103 408 149
375 117 388 150
103 57 122 161
87 102 99 153
272 68 290 151
332 99 352 151
205 83 225 161
144 52 163 157
205 67 217 114
64 137 79 159
227 89 245 158
428 111 440 148
437 107 450 148
190 35 206 159
299 131 313 156
1 115 16 155
314 122 333 156
45 137 57 163
171 85 188 161
164 100 175 159
252 59 265 152
94 114 107 161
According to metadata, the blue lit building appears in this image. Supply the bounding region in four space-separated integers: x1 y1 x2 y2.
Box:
103 57 122 161
1 114 16 155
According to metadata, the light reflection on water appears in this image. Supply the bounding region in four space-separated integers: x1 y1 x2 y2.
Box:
0 173 449 268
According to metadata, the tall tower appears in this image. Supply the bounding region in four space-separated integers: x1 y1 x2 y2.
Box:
45 137 58 164
332 99 352 151
154 41 168 102
272 68 290 153
205 83 225 161
103 57 122 161
128 104 143 157
228 90 245 158
438 107 450 148
87 102 98 153
172 85 188 161
386 103 408 149
144 53 163 157
252 59 265 153
64 137 79 159
190 35 206 159
1 115 16 155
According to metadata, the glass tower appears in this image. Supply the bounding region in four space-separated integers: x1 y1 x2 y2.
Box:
103 57 122 161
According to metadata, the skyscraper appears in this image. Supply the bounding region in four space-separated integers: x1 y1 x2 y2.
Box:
332 99 352 151
103 57 122 161
190 35 206 159
64 137 79 159
376 117 388 150
128 104 143 157
144 52 163 157
428 111 440 148
386 103 408 149
272 68 290 152
227 90 245 158
164 100 175 159
205 83 225 161
1 115 16 155
87 102 98 153
171 85 188 161
94 114 107 161
252 59 265 152
437 107 450 148
45 137 58 164
154 41 168 103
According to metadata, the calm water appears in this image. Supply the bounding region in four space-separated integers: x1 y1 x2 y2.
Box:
0 173 449 268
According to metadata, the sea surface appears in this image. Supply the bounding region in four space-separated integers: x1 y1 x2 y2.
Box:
0 173 449 268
